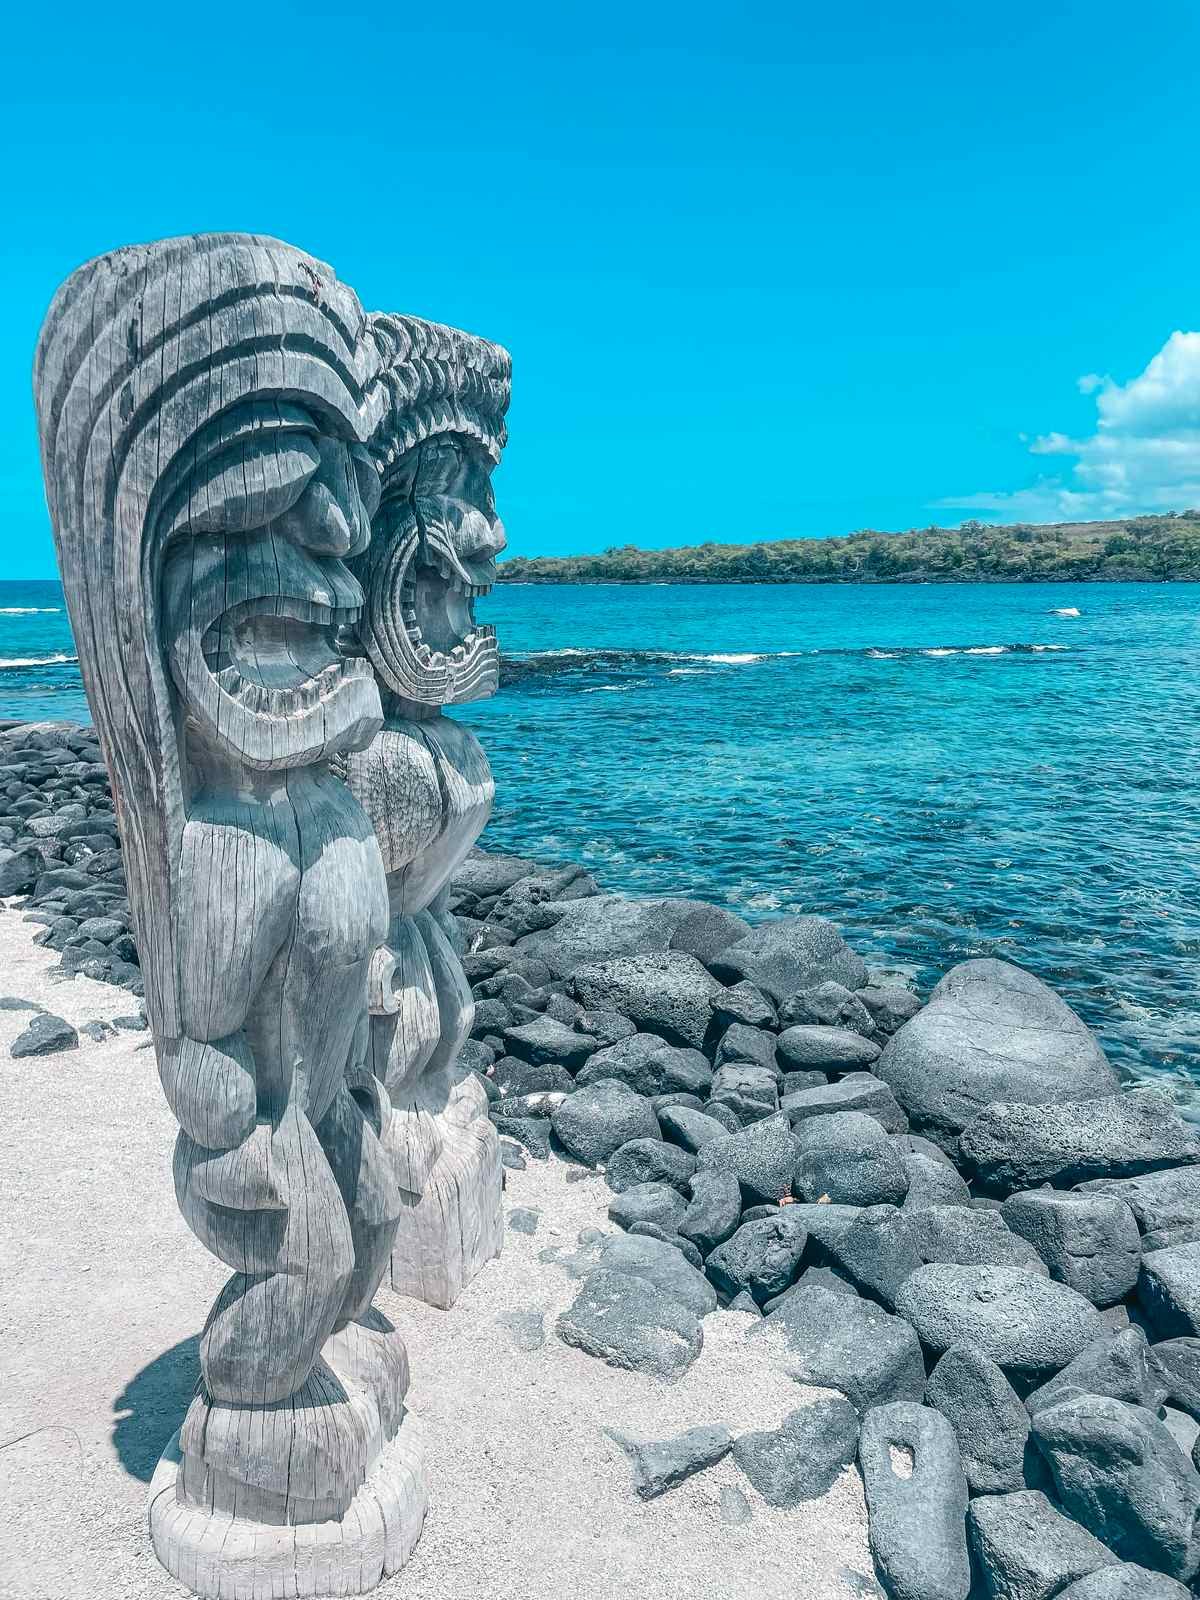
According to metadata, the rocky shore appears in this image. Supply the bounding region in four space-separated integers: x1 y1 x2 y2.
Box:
5 718 1200 1599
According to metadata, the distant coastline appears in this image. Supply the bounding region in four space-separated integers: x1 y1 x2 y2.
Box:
495 512 1200 584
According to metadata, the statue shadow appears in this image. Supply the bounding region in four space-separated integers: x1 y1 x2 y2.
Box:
113 1333 200 1482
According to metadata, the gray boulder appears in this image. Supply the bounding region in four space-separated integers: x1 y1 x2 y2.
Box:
793 1110 910 1207
875 959 1118 1148
1003 1191 1141 1307
453 849 539 899
709 1062 779 1125
657 1104 729 1153
906 1204 1049 1276
858 1402 970 1600
492 1057 575 1097
1057 1569 1192 1599
1031 1395 1200 1581
502 1014 598 1071
1079 1167 1200 1240
824 1205 923 1308
777 980 876 1035
900 1150 971 1210
751 1283 926 1410
668 903 752 963
576 1009 637 1045
572 952 723 1049
515 893 718 976
575 1033 713 1098
605 1138 696 1195
960 1089 1200 1193
551 1079 659 1167
781 1074 907 1134
557 1268 702 1381
968 1490 1120 1600
1025 1328 1166 1420
775 1025 881 1072
695 1113 799 1206
710 981 776 1029
857 984 923 1035
627 1223 703 1270
1138 1242 1200 1337
1151 1338 1200 1420
894 1264 1105 1373
705 1210 808 1305
608 1182 689 1235
712 916 868 1003
10 1011 78 1057
713 1020 778 1072
678 1169 743 1256
605 1423 732 1500
926 1344 1030 1494
731 1397 860 1506
704 1099 743 1135
0 846 42 896
490 1113 551 1158
590 1231 718 1317
779 1201 862 1256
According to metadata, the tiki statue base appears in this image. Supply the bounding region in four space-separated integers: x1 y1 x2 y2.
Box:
148 1318 427 1599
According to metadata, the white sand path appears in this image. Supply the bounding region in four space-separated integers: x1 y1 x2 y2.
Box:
0 906 872 1600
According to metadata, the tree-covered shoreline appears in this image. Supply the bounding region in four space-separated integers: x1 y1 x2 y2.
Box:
496 514 1200 583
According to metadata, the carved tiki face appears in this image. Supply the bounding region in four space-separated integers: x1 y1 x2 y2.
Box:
352 433 506 709
161 403 385 768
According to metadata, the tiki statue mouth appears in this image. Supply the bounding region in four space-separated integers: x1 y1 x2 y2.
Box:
399 545 496 672
202 595 369 716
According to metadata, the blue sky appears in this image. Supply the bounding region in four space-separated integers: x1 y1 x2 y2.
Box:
4 1 1200 576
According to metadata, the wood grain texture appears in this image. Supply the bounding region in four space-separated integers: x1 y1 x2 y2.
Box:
344 415 511 1309
32 233 509 1596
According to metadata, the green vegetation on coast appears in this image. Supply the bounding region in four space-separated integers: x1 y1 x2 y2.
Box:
497 514 1200 584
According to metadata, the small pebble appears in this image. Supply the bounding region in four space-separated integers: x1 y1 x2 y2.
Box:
718 1485 753 1525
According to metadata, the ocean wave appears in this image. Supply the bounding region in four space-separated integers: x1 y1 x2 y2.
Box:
499 639 1073 684
1051 607 1081 616
0 607 62 615
0 652 78 668
690 651 767 665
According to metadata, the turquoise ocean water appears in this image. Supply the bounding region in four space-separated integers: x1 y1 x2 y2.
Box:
2 576 1197 1087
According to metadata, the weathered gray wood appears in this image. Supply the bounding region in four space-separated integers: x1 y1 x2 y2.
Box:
32 232 508 1596
345 406 509 1308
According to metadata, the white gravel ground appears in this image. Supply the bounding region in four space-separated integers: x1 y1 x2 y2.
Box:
0 905 873 1600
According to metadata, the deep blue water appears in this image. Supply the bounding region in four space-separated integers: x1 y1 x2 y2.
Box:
3 577 1198 1087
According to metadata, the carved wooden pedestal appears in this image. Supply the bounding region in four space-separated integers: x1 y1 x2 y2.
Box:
149 1316 426 1599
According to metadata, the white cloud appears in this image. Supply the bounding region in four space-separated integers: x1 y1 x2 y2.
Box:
938 331 1200 522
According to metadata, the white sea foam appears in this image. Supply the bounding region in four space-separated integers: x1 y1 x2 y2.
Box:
1051 606 1081 616
866 650 899 659
1031 644 1068 652
582 685 630 693
667 667 707 675
689 652 766 665
965 646 1007 655
922 648 958 657
0 652 77 668
0 607 61 614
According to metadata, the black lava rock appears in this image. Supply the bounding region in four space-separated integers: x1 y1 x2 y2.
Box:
858 1401 970 1600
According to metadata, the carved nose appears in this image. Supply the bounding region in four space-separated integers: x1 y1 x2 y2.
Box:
277 481 353 557
460 506 506 560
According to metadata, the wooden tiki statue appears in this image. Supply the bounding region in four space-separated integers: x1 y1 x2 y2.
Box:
342 312 510 1308
29 232 505 1597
